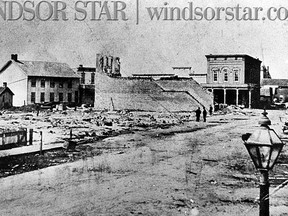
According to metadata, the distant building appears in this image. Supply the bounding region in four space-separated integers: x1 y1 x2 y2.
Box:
261 78 288 107
202 54 261 108
261 65 271 79
77 54 121 106
93 56 213 111
188 73 207 84
132 74 177 80
77 65 96 105
261 79 288 96
0 54 80 106
96 54 121 78
172 67 192 76
0 82 14 109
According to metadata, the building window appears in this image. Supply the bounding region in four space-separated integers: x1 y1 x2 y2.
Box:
59 82 63 88
81 73 85 84
31 92 35 103
50 81 55 88
50 93 54 102
91 73 95 84
75 91 78 103
68 93 72 102
68 81 72 88
41 80 45 88
59 93 63 102
234 70 239 81
40 92 45 102
31 80 36 87
213 70 218 82
223 69 228 82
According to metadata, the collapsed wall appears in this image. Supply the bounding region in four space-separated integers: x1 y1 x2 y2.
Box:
94 72 201 112
155 79 213 109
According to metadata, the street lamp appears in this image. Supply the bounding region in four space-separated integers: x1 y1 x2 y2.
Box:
242 110 285 216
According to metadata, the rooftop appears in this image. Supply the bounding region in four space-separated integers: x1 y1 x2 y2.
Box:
261 78 288 86
16 60 80 78
132 74 176 77
0 87 14 95
0 54 80 79
205 54 262 62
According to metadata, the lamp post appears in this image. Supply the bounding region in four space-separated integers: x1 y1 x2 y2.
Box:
242 110 285 216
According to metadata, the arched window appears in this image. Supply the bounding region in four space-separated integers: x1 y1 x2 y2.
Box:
233 68 240 82
214 71 218 81
222 67 229 82
212 68 219 82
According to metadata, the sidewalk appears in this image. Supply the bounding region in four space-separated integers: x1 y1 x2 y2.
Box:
0 142 64 157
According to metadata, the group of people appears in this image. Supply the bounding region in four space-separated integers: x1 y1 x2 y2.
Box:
195 105 213 122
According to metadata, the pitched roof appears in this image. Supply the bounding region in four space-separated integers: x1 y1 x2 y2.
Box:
0 87 14 95
0 60 80 78
261 78 288 86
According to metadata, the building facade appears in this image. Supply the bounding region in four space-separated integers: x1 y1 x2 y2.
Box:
0 82 14 109
77 65 96 105
77 54 121 106
261 79 288 107
0 54 80 106
202 54 261 108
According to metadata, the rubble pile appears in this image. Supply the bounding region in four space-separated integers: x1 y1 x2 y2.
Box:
0 109 193 178
216 105 255 116
0 109 190 147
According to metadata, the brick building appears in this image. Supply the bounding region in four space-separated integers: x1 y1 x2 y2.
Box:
202 54 261 108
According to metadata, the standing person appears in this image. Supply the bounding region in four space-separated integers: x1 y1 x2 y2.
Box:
209 105 213 116
36 104 40 116
203 106 207 122
195 107 201 122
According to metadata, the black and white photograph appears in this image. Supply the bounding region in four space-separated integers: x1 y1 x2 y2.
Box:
0 0 288 215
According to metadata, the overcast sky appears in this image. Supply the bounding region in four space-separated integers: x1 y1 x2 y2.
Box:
1 0 288 78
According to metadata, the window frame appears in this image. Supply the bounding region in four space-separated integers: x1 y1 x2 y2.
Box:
68 93 72 102
224 69 228 82
31 92 36 103
233 68 240 82
50 92 54 102
59 92 63 102
31 79 36 87
91 73 95 84
68 81 72 89
40 92 45 103
212 69 218 82
50 81 55 88
81 72 85 84
40 80 45 88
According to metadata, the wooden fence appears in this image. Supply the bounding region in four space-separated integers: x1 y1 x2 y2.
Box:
0 129 28 150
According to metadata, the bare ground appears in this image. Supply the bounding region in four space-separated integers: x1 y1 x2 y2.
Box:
1 109 288 216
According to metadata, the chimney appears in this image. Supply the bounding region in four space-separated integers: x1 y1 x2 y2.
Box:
78 64 83 72
3 82 7 88
11 54 18 61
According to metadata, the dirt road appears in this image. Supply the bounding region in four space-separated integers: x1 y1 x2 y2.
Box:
1 110 288 216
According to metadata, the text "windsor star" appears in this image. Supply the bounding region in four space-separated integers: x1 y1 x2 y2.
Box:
0 1 128 21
